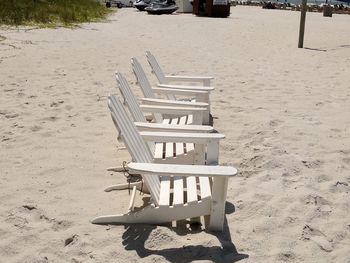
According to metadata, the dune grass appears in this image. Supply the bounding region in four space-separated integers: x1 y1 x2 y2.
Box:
0 0 113 27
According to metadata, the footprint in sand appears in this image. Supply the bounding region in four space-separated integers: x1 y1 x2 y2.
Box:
42 116 59 122
5 205 72 232
2 112 19 119
50 100 64 107
304 194 331 206
302 225 333 252
301 159 323 169
30 125 43 132
330 181 349 193
342 157 350 166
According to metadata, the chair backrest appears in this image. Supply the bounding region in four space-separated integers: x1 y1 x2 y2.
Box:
146 51 167 84
130 59 163 123
108 95 161 204
116 72 147 123
131 57 156 99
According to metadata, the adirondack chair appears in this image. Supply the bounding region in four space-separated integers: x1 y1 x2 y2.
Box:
146 51 214 87
116 72 210 126
92 96 238 231
131 57 212 125
115 72 215 166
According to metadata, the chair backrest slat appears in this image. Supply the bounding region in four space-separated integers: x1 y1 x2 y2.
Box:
131 58 155 99
146 51 167 84
116 72 155 154
116 72 146 123
108 95 160 203
131 58 163 123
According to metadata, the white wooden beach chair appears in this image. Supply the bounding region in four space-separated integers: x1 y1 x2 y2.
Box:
116 72 213 165
92 96 238 231
131 57 212 124
146 51 214 87
116 72 209 126
116 72 217 164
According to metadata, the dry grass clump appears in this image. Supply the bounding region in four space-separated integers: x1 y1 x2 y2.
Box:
0 0 112 27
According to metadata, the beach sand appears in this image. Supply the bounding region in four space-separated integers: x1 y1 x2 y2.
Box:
1 6 349 262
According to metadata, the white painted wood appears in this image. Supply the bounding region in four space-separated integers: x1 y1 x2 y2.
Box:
142 98 210 125
128 163 237 178
140 105 206 115
108 96 161 204
142 98 209 109
165 142 174 158
172 176 184 206
104 182 147 193
154 142 164 160
134 122 214 133
165 75 213 86
159 176 171 206
146 51 167 84
199 177 211 200
207 140 220 165
158 83 214 92
186 176 198 204
135 54 211 124
177 116 193 155
132 57 156 99
152 87 208 96
116 72 147 123
92 201 211 225
116 72 163 124
94 95 237 232
116 72 210 127
170 118 185 157
128 186 137 212
146 51 213 87
106 166 127 172
140 131 225 144
194 144 205 165
209 177 228 232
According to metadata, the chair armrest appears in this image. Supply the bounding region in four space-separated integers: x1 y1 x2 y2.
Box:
140 105 206 115
152 87 208 96
164 75 213 87
152 88 208 104
157 84 214 92
134 122 214 133
128 162 237 178
141 98 208 108
165 75 214 81
139 131 225 143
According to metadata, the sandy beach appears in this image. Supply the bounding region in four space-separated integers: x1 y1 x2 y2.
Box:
1 6 350 262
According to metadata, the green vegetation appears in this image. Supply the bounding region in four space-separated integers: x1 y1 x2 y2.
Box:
0 0 112 27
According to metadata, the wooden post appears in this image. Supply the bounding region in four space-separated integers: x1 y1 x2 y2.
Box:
298 0 307 48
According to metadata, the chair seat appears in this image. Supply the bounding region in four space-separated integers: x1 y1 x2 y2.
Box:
160 115 194 159
158 175 212 207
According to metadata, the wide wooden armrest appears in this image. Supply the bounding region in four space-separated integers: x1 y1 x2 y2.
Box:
140 131 225 143
134 122 214 133
152 87 208 97
140 105 206 115
128 163 237 178
141 98 208 108
165 75 214 81
157 84 214 92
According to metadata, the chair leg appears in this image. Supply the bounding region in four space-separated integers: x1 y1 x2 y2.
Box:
208 177 228 232
92 202 211 225
104 182 149 193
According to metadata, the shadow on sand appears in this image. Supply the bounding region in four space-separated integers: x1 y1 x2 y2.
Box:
304 44 350 52
121 201 248 263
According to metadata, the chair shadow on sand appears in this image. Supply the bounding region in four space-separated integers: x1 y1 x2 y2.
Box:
304 44 350 52
121 200 249 263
